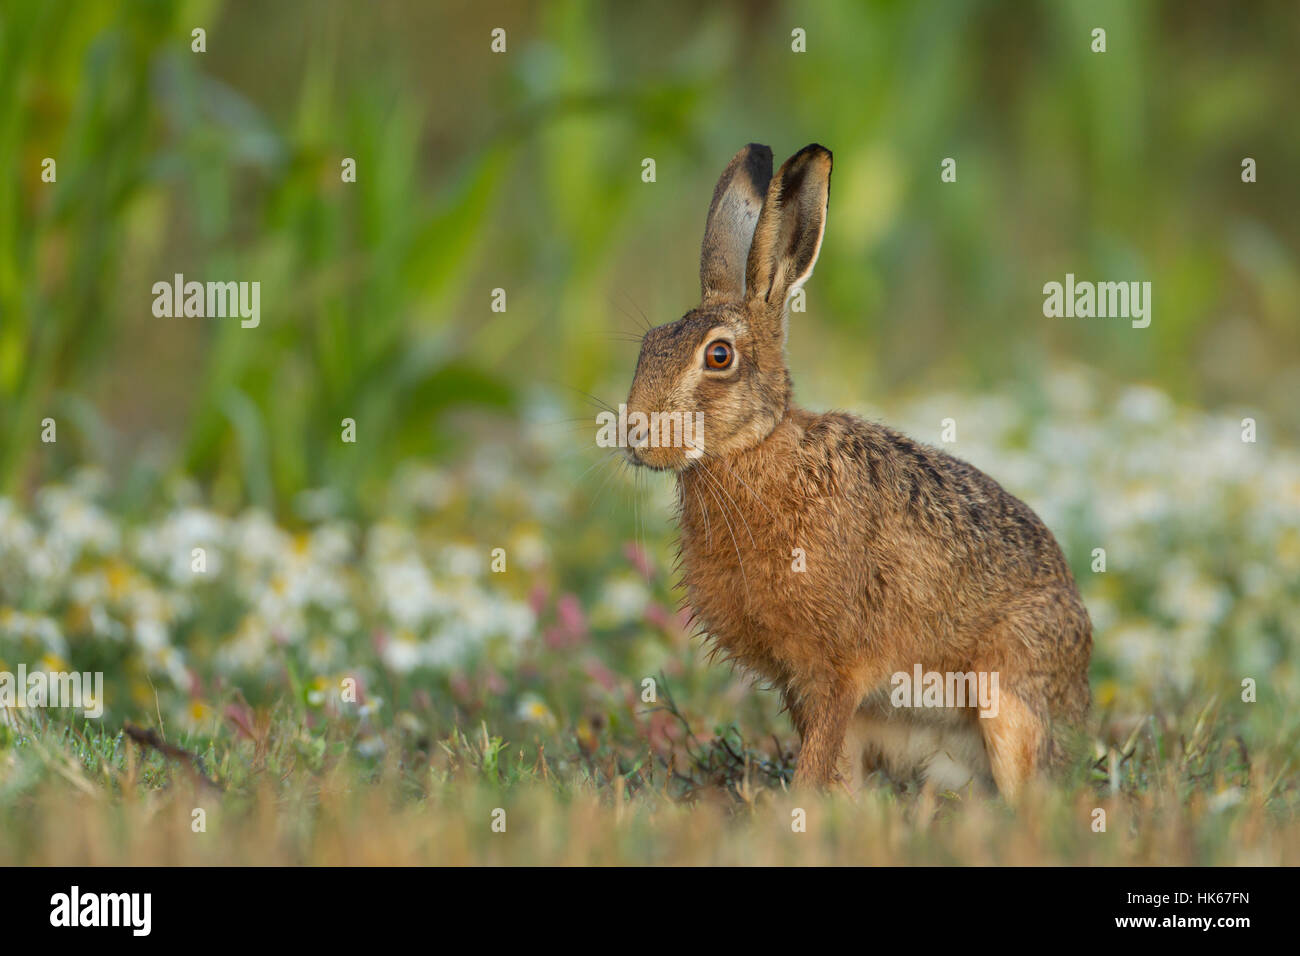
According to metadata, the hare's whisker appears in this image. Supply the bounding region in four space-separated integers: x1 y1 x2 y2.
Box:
698 449 777 523
576 445 618 485
692 482 713 550
611 289 653 333
598 331 646 344
534 417 610 436
545 379 620 415
632 467 647 578
697 467 750 603
697 459 756 549
586 451 627 510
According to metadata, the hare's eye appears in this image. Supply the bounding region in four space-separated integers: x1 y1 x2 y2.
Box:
704 340 734 370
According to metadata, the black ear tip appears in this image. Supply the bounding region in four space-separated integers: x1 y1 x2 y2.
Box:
776 145 832 194
741 143 774 176
730 143 772 191
799 143 832 165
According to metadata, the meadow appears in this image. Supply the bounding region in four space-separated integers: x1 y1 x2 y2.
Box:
2 370 1297 864
2 0 1298 864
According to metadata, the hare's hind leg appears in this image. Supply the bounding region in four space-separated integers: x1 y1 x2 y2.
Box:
836 710 876 791
977 692 1046 800
976 586 1092 799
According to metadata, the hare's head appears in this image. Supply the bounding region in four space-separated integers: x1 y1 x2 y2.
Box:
624 143 831 470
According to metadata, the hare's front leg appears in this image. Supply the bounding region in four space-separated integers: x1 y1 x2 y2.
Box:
790 685 859 789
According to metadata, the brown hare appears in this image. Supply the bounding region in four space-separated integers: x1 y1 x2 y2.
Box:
622 143 1091 798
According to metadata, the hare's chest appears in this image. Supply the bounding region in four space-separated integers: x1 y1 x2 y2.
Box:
678 534 838 678
676 466 856 673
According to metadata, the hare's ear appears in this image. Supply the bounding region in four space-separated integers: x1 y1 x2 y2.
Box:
700 143 773 303
745 144 832 327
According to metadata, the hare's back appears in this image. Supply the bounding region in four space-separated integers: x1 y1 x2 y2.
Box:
799 411 1073 586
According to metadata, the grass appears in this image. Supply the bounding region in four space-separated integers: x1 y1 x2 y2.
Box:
1 684 1295 865
1 376 1297 865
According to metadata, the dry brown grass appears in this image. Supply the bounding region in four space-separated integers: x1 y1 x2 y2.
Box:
2 704 1295 865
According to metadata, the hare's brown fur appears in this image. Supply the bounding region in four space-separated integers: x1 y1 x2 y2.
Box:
624 144 1091 797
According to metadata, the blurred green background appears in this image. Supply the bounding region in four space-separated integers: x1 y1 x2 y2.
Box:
3 0 1298 514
